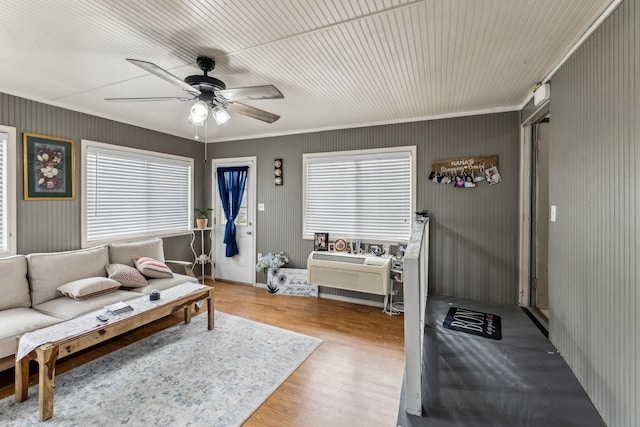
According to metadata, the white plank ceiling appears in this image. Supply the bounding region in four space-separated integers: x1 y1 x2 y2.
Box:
0 0 614 142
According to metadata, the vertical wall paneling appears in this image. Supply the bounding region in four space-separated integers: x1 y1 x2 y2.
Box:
211 112 521 304
0 92 204 262
549 0 638 425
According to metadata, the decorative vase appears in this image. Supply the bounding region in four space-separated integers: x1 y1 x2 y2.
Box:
196 218 208 229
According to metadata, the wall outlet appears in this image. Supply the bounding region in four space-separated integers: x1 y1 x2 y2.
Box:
258 203 265 211
257 252 263 260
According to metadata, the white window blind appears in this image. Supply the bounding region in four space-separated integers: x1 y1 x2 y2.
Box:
84 143 193 245
0 127 16 257
303 147 414 242
0 133 6 254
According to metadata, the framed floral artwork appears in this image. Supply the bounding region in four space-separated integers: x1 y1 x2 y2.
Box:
23 133 75 200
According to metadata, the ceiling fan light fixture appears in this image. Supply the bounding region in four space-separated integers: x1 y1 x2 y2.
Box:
188 100 209 126
212 105 230 125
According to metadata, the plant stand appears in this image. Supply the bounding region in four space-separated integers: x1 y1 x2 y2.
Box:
190 227 214 284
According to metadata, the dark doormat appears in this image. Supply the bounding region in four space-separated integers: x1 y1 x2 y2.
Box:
443 307 502 340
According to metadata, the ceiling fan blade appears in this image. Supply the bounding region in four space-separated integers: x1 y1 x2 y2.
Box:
126 59 201 96
217 85 283 102
105 96 194 102
227 102 281 123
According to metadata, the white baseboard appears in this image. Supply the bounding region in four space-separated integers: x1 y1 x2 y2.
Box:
256 282 384 308
318 293 384 308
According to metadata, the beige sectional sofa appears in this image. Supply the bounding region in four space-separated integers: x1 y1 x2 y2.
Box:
0 238 197 371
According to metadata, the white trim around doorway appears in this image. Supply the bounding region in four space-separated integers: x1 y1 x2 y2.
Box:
211 156 257 286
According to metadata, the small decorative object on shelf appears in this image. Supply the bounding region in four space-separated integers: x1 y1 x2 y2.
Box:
194 207 213 229
415 210 429 222
256 252 290 274
333 239 347 252
370 245 386 257
314 232 329 251
149 289 160 301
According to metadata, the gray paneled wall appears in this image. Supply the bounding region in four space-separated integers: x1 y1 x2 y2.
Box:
211 112 521 304
0 92 204 261
548 0 639 425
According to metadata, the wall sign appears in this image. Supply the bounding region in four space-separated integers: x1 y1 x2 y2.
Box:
430 155 501 187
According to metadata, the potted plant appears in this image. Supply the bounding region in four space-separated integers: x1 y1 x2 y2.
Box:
194 208 213 229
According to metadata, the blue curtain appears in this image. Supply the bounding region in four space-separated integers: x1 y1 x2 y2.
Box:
217 166 248 257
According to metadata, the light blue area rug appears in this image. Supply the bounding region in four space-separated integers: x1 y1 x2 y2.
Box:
0 312 322 426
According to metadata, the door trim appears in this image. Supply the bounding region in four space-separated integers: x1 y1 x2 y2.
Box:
518 102 549 307
518 124 532 306
211 156 257 286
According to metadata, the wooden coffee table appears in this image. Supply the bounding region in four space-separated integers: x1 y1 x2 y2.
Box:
15 284 214 421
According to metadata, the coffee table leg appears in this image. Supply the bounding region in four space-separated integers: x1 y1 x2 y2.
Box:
36 345 59 421
184 304 193 324
15 354 29 402
207 288 215 330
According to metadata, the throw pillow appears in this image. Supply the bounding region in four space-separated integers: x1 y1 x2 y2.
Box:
57 277 121 300
105 263 148 288
134 256 174 279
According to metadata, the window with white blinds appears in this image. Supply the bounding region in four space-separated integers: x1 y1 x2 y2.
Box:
83 140 193 246
0 133 6 255
0 126 16 257
303 147 415 242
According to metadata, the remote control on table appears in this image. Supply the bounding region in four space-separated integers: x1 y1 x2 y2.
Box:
96 314 108 322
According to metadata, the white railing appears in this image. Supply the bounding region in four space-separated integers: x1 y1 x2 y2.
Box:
402 218 429 416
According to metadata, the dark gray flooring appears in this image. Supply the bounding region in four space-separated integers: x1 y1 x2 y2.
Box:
396 296 605 427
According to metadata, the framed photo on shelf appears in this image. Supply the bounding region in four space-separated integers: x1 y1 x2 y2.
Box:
23 133 75 200
314 232 329 251
328 243 335 252
334 238 347 252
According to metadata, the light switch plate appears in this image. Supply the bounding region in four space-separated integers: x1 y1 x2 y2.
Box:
550 205 557 222
258 203 265 211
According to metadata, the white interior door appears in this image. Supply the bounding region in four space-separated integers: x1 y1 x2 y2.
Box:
213 158 255 284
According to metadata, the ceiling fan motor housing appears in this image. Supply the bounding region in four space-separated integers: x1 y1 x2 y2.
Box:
184 74 226 102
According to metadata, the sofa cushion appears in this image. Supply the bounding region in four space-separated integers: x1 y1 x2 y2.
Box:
105 263 148 288
0 255 31 310
134 256 173 279
27 246 110 306
127 273 199 294
33 290 141 321
0 308 61 359
108 238 165 267
57 277 121 300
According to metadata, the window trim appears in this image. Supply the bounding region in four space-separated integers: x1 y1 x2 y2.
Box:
81 139 194 248
302 145 416 243
0 125 17 257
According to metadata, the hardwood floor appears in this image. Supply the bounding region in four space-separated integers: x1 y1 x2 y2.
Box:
0 281 406 426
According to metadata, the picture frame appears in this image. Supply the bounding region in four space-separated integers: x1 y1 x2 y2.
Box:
334 238 347 252
314 232 329 251
328 243 335 252
23 133 75 200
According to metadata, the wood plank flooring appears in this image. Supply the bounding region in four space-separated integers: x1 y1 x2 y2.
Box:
0 281 406 426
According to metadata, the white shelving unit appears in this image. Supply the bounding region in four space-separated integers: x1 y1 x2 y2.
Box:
190 227 214 284
384 256 404 315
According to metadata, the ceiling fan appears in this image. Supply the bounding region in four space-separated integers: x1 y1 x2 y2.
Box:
105 56 284 125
